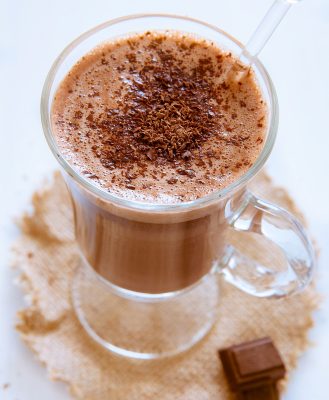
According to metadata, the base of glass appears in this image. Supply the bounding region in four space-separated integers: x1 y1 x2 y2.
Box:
72 263 219 359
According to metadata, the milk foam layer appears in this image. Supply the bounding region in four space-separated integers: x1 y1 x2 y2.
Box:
52 31 266 204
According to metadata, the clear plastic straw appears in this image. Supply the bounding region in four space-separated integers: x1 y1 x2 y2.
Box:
228 0 302 81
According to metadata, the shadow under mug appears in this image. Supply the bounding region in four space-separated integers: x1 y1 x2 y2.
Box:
41 14 315 359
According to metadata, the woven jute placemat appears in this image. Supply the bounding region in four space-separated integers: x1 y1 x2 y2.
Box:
12 171 318 399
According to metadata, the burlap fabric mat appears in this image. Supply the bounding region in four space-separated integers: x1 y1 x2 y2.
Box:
12 171 318 399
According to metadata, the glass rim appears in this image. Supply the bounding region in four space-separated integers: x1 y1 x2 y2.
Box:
41 13 278 212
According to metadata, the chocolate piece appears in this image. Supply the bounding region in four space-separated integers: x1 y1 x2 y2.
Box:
219 337 285 399
239 384 279 400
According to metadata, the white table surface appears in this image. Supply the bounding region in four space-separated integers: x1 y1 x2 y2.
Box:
1 0 329 398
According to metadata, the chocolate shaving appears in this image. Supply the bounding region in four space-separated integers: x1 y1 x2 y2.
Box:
125 183 136 190
167 176 178 184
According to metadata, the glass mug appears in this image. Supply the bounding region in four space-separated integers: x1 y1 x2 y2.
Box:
41 14 315 359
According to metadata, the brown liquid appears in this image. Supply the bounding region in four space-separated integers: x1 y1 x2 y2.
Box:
52 31 266 293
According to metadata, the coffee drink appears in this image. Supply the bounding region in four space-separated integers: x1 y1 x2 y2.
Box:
52 32 266 293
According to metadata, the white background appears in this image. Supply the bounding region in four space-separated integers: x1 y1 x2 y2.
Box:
1 0 329 398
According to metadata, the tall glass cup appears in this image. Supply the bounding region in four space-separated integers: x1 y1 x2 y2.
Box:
41 14 315 359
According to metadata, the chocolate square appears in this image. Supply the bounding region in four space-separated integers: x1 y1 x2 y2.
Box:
219 337 286 393
239 384 279 400
233 338 284 377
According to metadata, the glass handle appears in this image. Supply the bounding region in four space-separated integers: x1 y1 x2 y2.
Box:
219 191 315 298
